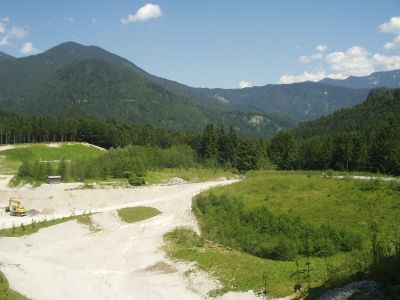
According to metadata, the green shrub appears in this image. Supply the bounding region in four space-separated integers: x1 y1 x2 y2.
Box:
272 238 298 260
193 193 362 260
128 174 146 186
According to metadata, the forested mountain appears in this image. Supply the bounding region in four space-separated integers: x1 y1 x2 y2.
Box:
0 51 14 63
293 88 400 139
269 89 400 175
196 82 369 121
320 70 400 89
0 41 384 137
0 42 292 137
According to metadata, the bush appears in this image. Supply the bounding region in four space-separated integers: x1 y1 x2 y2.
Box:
193 193 362 260
272 238 298 260
123 171 134 179
128 174 146 186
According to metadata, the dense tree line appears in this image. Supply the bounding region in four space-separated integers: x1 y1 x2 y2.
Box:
268 89 400 176
18 145 197 182
196 124 268 172
0 109 188 149
193 193 362 260
1 109 268 173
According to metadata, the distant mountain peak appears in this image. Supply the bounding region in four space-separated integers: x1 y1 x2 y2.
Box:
0 51 15 62
319 70 400 89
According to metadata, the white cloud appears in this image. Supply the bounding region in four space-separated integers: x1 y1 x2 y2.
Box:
299 44 327 64
2 17 10 22
325 46 374 77
8 26 28 39
372 53 400 70
316 44 327 52
379 17 400 50
379 16 400 34
279 18 400 84
92 18 96 25
239 80 253 88
300 53 323 64
279 70 347 84
121 3 162 24
384 35 400 50
20 42 40 55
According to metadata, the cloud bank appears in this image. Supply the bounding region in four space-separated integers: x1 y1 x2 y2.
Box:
279 16 400 83
121 4 162 24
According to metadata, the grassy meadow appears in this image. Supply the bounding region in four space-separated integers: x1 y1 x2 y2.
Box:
0 143 104 174
198 171 400 238
165 170 400 298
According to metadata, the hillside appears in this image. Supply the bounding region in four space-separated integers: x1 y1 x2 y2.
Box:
0 51 15 63
196 82 369 121
0 42 291 137
0 142 104 174
320 70 400 89
0 42 377 137
293 88 400 139
267 89 400 175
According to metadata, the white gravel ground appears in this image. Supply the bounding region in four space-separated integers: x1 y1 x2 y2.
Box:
0 177 262 300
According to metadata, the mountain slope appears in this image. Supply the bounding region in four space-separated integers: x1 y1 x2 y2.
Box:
195 82 370 121
0 51 15 63
319 70 400 89
293 88 400 139
0 56 290 136
0 42 379 136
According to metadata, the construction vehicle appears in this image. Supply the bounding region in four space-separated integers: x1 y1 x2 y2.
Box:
4 198 27 216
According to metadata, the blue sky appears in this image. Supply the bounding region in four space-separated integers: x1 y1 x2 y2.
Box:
0 0 399 88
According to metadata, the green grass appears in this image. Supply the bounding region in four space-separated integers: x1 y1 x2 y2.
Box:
76 215 101 232
117 206 161 223
0 271 27 300
165 170 400 298
165 228 354 298
0 214 94 237
0 142 104 174
199 170 400 238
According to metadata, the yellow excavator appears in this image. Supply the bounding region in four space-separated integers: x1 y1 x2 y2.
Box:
4 198 27 216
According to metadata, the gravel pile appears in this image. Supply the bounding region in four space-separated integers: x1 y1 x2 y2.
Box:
167 177 189 186
26 209 40 216
318 281 378 300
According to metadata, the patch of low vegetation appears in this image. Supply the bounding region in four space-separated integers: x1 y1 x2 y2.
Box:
164 227 354 297
198 171 399 236
117 206 161 223
0 214 94 237
0 271 27 300
0 143 103 175
166 171 400 298
194 193 362 260
76 215 101 232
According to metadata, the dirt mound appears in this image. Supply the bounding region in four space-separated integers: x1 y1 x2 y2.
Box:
167 177 189 185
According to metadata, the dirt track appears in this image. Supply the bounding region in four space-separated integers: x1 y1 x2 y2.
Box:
0 179 262 300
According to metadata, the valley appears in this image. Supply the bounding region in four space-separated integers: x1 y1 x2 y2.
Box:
0 4 400 299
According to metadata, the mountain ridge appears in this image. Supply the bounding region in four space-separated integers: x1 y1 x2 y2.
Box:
319 70 400 89
0 41 390 136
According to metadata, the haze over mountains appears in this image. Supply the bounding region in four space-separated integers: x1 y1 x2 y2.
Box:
0 42 398 137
